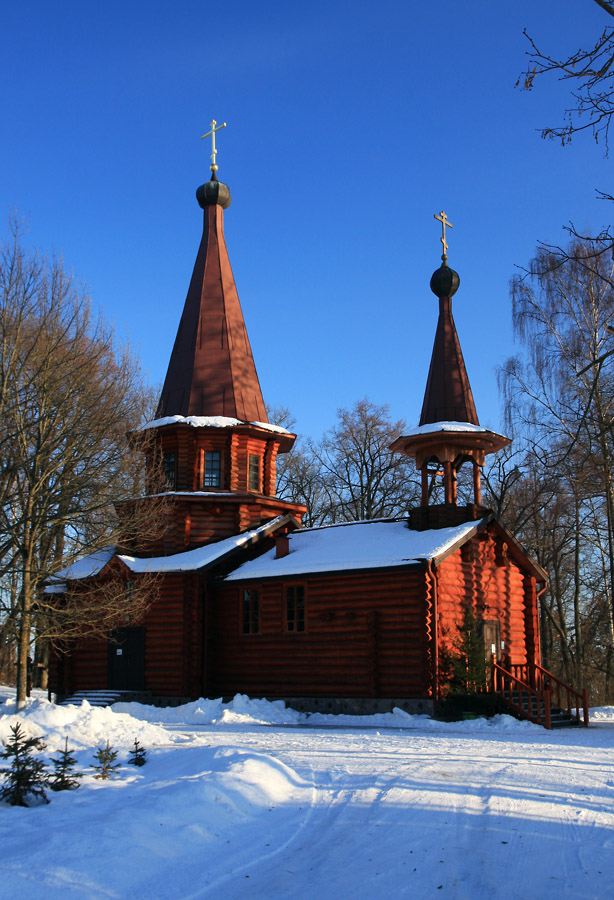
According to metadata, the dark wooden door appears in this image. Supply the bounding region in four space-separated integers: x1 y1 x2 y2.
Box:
482 620 501 666
108 627 145 691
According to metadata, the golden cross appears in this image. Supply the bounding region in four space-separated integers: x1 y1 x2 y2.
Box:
434 210 453 261
201 119 227 172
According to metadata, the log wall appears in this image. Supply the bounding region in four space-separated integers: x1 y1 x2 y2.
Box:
52 521 542 702
436 531 532 666
57 572 204 698
207 568 432 699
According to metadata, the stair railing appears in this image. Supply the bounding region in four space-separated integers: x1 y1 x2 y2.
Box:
496 660 589 727
533 664 589 727
492 659 552 728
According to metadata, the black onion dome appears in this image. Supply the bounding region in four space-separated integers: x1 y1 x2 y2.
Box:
196 171 232 209
430 262 460 298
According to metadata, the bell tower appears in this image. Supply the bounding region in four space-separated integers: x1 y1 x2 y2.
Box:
142 123 305 552
391 211 509 529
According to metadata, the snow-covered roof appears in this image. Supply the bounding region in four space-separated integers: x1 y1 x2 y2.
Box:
224 519 483 581
52 546 117 582
403 421 507 437
49 518 289 584
140 415 292 436
119 519 284 573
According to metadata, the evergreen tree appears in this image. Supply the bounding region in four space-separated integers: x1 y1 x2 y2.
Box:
92 741 121 780
0 722 49 806
449 606 487 695
50 737 81 791
127 738 147 767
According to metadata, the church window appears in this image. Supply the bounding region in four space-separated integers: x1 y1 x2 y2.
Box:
204 450 221 487
286 585 306 633
124 580 134 623
163 452 176 489
242 588 259 634
248 454 261 491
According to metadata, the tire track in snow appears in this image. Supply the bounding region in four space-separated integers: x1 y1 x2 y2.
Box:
184 752 327 900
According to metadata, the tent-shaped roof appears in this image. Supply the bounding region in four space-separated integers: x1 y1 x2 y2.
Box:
156 173 267 423
420 263 478 426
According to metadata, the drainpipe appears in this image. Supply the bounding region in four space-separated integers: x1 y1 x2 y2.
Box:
534 581 548 690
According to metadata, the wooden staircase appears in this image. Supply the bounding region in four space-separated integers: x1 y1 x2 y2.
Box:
492 660 589 729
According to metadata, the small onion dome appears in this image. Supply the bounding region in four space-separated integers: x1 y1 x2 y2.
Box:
430 262 460 298
196 171 232 209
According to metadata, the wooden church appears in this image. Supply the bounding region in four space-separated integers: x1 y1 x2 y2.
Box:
50 134 586 726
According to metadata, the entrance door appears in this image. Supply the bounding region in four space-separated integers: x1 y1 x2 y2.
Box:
481 620 501 666
108 627 145 691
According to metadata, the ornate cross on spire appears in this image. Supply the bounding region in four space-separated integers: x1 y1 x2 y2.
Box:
434 210 453 262
201 119 227 173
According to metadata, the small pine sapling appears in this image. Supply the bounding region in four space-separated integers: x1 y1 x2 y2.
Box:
92 740 121 780
50 737 81 791
128 738 147 767
0 722 49 806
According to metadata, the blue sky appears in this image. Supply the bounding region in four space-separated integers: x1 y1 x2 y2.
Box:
2 1 611 440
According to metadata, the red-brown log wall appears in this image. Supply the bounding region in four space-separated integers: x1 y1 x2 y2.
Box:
436 531 532 666
207 568 431 699
57 572 204 698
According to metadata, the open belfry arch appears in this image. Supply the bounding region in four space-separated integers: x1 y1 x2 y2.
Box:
50 130 587 727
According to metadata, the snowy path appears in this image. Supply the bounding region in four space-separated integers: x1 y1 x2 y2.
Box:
1 692 613 899
190 728 614 900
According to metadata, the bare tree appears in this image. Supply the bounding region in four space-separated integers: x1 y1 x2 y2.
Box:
0 219 167 706
269 400 421 525
267 405 337 526
309 399 420 523
519 0 614 151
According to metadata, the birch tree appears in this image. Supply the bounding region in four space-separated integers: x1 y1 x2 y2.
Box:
498 239 614 699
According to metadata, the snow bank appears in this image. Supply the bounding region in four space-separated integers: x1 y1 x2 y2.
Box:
587 705 614 721
113 694 305 726
3 686 595 739
0 687 540 742
0 694 179 752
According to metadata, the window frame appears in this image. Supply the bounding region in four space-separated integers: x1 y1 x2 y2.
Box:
285 583 307 634
241 587 260 635
248 453 261 492
202 449 222 488
162 451 177 490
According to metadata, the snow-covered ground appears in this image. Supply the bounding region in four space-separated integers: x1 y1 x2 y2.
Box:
1 686 613 899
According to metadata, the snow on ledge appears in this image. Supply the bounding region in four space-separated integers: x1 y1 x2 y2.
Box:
140 415 292 435
402 421 508 438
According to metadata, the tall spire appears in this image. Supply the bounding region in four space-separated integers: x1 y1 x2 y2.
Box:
391 212 509 525
157 126 267 422
420 211 478 426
